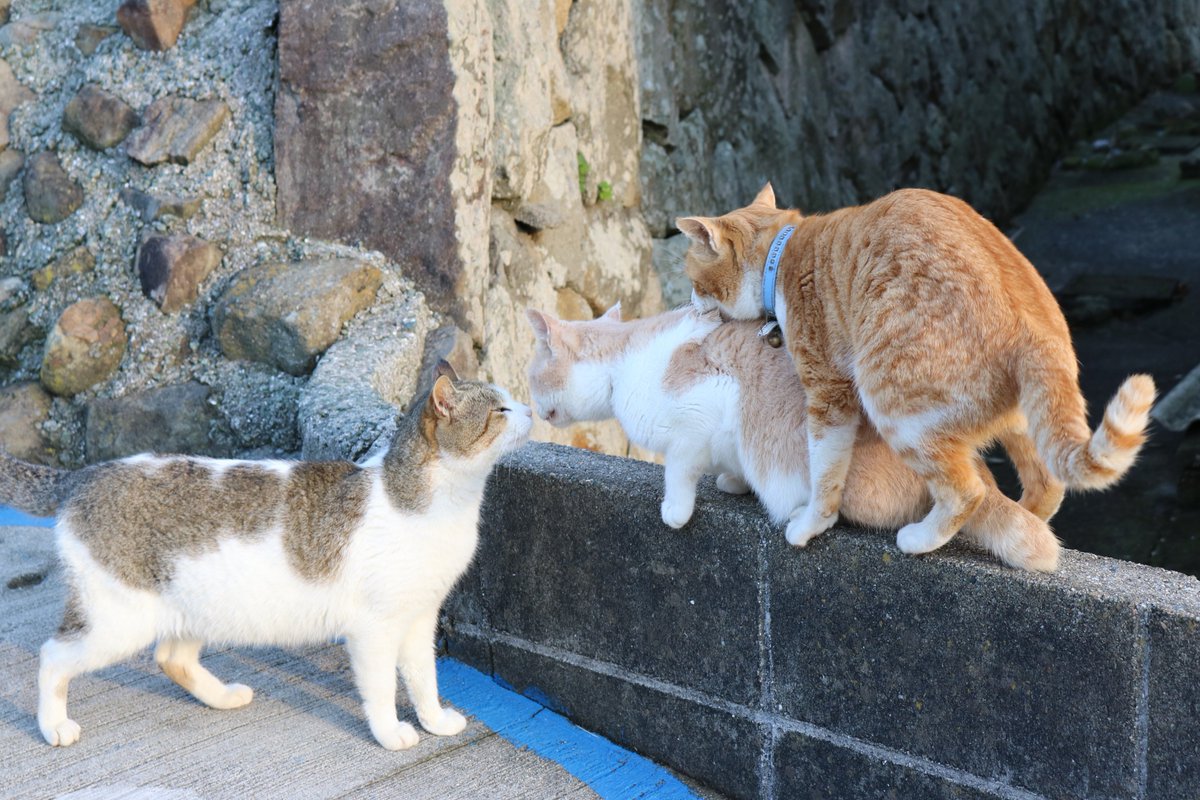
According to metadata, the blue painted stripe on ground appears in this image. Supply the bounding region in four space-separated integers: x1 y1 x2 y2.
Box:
0 506 54 527
439 658 700 800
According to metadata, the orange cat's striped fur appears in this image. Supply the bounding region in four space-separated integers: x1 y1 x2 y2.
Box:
679 184 1155 571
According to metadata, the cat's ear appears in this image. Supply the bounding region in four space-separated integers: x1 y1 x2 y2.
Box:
526 308 556 343
676 217 722 253
601 302 622 321
430 375 457 419
753 182 776 208
435 359 460 382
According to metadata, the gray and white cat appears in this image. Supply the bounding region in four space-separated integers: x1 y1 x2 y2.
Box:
0 363 532 749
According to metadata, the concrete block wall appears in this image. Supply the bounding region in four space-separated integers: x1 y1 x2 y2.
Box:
445 443 1200 800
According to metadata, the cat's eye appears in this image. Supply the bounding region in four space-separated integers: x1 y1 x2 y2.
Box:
496 407 510 413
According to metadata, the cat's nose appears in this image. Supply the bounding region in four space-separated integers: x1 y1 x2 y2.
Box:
545 408 557 421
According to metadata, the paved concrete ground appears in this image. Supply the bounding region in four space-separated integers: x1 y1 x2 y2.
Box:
0 523 711 800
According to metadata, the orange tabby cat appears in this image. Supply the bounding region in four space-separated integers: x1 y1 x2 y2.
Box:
677 184 1154 571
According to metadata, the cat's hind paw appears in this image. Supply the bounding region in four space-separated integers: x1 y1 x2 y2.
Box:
896 520 952 555
211 683 253 710
420 707 467 737
660 498 694 529
716 473 750 494
785 507 838 547
40 717 81 747
371 719 420 751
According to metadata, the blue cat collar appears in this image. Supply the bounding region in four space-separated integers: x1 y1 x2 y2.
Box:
761 224 796 319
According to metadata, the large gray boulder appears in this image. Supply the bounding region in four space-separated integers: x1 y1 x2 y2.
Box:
298 290 432 461
85 381 230 462
211 259 383 376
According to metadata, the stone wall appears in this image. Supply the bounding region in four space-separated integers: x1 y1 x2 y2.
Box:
0 0 322 467
275 0 663 457
637 0 1200 303
0 0 1197 465
0 0 443 467
448 443 1200 800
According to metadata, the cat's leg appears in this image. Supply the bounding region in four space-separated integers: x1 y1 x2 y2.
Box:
962 456 1061 571
894 440 987 556
38 637 86 747
660 446 707 528
997 427 1066 521
397 608 466 738
38 627 153 746
786 383 860 547
154 639 253 710
345 629 418 750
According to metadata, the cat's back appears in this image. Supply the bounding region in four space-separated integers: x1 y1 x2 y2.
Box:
61 453 377 590
833 188 1064 336
702 322 810 435
664 320 808 438
859 189 1044 284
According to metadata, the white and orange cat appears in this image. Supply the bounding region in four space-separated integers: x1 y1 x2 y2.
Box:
0 363 532 749
678 184 1154 568
525 305 1058 569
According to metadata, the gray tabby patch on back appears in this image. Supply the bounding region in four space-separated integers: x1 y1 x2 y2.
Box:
64 458 377 589
65 459 288 590
283 462 370 581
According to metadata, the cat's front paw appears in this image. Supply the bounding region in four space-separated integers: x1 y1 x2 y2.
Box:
785 507 837 547
40 717 81 747
716 473 750 494
661 497 695 529
370 719 420 751
420 707 467 737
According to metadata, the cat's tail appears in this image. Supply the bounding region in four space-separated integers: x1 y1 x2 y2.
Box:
0 450 70 518
1018 351 1155 491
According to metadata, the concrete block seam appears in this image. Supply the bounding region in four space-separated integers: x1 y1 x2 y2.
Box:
758 526 775 710
760 723 779 800
1134 604 1152 800
757 529 777 799
455 623 1051 800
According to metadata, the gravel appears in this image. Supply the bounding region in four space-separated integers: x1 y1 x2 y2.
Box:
0 0 435 465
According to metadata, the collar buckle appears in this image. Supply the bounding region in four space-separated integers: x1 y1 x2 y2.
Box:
758 319 783 348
